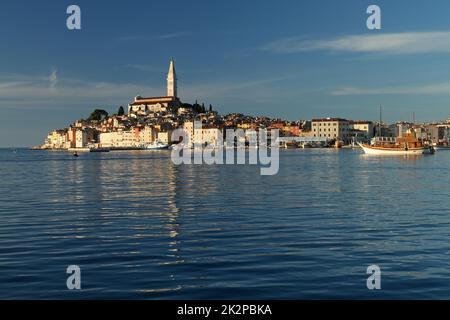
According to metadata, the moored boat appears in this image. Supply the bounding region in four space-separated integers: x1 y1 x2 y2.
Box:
434 146 450 151
359 129 434 155
145 141 169 150
359 143 434 155
433 143 450 151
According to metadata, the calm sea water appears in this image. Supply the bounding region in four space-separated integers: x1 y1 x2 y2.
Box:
1 148 450 299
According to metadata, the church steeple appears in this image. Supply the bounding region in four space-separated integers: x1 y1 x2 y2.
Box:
167 59 177 97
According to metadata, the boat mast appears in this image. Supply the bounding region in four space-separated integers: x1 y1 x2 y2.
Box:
378 105 382 138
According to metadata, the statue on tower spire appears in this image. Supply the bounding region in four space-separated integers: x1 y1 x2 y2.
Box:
167 59 177 98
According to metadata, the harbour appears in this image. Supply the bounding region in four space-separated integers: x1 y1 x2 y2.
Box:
3 0 450 305
2 147 450 299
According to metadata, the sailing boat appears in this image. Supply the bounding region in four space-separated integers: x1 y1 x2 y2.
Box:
358 131 434 155
359 107 434 155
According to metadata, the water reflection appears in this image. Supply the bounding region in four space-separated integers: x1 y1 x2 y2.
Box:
2 149 450 299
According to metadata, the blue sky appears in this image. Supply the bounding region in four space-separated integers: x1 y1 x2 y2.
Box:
2 0 450 146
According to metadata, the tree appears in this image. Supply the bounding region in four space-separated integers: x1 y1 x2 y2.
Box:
117 106 125 116
88 109 109 121
192 101 202 113
209 104 213 112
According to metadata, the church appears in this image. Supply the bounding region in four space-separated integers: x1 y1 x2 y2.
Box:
128 59 181 114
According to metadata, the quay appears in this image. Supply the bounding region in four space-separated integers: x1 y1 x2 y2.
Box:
68 147 110 153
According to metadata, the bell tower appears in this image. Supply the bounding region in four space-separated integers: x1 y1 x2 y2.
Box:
167 59 177 98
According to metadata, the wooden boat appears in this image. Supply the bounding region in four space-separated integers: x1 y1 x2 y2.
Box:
359 130 434 155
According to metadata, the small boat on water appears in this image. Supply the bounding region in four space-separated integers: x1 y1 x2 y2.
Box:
145 141 170 150
434 146 450 151
359 129 434 155
433 142 450 151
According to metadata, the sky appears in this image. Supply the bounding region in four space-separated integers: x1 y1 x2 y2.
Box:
2 0 450 146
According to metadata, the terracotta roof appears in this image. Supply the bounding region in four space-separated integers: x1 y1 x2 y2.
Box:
139 96 177 100
350 120 373 124
312 118 348 122
130 96 179 106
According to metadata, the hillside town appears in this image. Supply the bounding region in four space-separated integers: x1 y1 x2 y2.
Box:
38 60 450 151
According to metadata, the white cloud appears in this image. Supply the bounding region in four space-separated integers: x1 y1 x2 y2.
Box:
262 31 450 55
0 73 154 108
0 72 294 109
331 82 450 96
115 32 188 42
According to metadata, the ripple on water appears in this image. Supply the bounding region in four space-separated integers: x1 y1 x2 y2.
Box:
1 149 450 299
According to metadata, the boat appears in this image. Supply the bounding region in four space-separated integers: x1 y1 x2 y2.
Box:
434 145 450 151
145 141 169 150
433 142 450 151
359 129 434 155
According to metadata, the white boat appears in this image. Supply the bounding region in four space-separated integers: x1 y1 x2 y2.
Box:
358 143 434 155
433 144 450 151
145 141 169 150
435 146 450 151
359 129 434 155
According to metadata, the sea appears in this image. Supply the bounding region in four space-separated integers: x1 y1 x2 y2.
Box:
1 148 450 299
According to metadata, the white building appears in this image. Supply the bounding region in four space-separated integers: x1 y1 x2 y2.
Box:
75 129 87 148
181 121 223 147
194 127 223 147
351 121 374 139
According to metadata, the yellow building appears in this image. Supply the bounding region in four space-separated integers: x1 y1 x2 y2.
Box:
181 121 222 147
312 118 351 142
45 129 68 149
139 126 157 145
